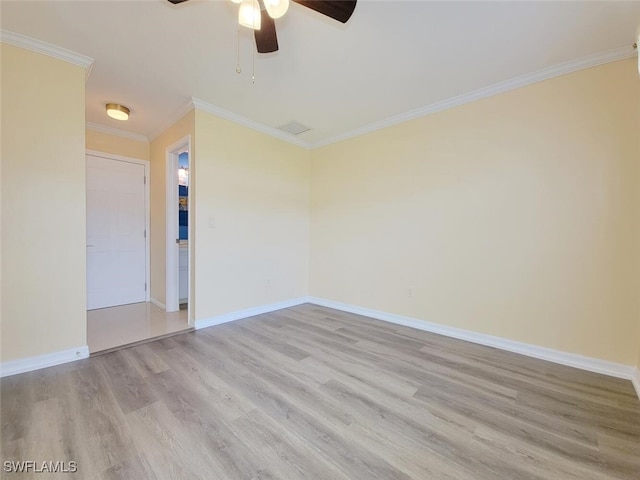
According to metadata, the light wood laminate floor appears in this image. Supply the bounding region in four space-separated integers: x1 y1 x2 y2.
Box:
2 304 639 479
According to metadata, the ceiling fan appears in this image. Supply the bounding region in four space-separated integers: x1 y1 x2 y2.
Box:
167 0 357 53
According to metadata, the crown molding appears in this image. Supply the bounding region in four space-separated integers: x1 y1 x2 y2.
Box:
0 30 94 78
8 27 629 150
86 122 149 142
310 45 637 149
191 98 312 149
147 99 196 142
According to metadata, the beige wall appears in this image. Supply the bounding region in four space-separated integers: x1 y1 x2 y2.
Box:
149 111 195 306
86 128 150 161
1 44 87 362
1 40 637 374
194 110 310 319
310 59 640 365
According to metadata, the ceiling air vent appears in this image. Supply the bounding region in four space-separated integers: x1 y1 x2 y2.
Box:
278 121 311 135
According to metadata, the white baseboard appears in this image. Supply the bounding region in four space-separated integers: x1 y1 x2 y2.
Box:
194 297 309 330
150 298 166 310
308 297 638 391
3 298 637 401
632 368 640 399
0 346 90 378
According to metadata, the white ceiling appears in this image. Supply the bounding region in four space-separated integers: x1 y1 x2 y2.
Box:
2 1 639 146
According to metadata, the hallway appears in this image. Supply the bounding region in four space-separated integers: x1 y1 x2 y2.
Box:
87 302 189 354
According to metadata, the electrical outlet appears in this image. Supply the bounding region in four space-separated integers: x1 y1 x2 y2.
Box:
265 279 272 287
208 216 216 229
407 287 414 298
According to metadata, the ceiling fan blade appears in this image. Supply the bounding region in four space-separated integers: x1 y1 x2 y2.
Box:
167 0 190 4
254 8 279 53
292 0 357 23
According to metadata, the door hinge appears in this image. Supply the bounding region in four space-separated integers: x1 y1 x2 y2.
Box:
144 175 146 185
145 282 147 291
144 229 147 238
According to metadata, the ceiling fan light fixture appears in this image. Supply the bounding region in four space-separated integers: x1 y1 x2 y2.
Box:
265 0 289 19
230 0 242 3
105 103 130 121
239 0 261 30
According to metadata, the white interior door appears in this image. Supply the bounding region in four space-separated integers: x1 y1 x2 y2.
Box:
86 154 146 310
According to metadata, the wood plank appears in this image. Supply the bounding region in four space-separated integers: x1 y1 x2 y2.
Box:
1 304 638 479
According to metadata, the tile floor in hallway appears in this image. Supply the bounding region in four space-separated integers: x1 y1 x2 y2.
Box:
87 302 189 353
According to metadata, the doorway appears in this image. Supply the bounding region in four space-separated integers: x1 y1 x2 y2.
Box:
86 150 191 354
166 136 192 321
178 152 189 309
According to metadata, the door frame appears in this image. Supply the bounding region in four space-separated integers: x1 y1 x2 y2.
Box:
86 149 151 304
165 135 192 319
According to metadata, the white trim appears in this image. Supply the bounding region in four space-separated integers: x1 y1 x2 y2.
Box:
2 30 634 150
191 98 311 149
632 369 640 400
0 346 89 378
307 297 637 383
174 48 635 150
86 122 149 143
86 150 151 303
150 298 167 310
85 62 94 81
148 100 195 141
310 46 637 148
194 297 309 330
0 30 94 73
